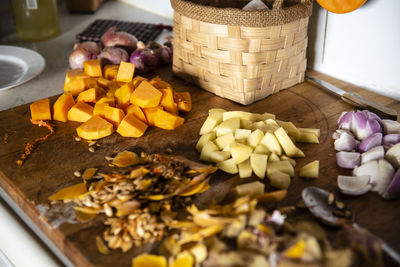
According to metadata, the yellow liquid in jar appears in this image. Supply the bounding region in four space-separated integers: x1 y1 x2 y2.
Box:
11 0 60 41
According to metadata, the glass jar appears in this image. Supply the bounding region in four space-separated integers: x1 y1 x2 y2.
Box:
10 0 60 41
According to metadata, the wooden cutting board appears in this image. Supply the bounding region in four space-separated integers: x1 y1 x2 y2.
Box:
0 67 399 267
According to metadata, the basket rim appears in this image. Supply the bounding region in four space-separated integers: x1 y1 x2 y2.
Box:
170 0 313 27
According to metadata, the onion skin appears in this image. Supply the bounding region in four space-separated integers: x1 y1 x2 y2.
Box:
129 45 159 74
99 47 129 65
101 27 138 53
338 111 355 131
383 169 400 199
69 41 100 69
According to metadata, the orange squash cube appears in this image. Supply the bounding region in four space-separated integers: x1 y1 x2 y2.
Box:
103 64 119 80
132 76 147 88
83 59 102 77
66 77 87 96
154 109 184 130
142 106 163 126
103 106 125 128
126 104 147 124
30 98 52 121
96 77 113 89
76 115 114 140
117 113 148 138
174 91 192 112
150 77 172 90
53 93 75 122
97 96 115 106
160 88 178 115
106 81 120 96
67 101 94 122
83 77 98 88
116 61 135 83
76 87 106 103
93 103 109 117
115 82 134 108
130 80 162 108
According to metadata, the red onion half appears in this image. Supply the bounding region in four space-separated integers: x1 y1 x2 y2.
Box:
69 41 100 69
99 47 129 65
101 27 138 52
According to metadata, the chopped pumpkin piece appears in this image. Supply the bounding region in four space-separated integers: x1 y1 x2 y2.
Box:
174 91 192 112
117 113 148 137
112 151 139 167
103 106 125 128
106 81 119 96
132 254 167 267
160 88 178 115
67 101 94 122
150 77 172 89
153 109 184 130
30 98 52 121
115 82 134 108
126 104 147 124
96 77 113 89
48 182 87 201
132 75 147 88
53 93 75 122
93 103 109 117
97 96 115 106
103 64 119 80
66 77 87 96
83 77 98 89
130 80 162 108
76 87 105 103
63 69 88 92
142 106 163 126
116 61 135 82
84 59 102 77
76 115 114 140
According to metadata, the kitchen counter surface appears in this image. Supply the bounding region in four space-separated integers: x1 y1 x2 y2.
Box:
0 1 172 266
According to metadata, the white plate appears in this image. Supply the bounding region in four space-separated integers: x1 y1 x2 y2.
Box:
0 45 45 91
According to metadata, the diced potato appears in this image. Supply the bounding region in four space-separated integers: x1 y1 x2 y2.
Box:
222 111 255 121
248 209 266 227
253 112 275 121
196 132 217 152
222 144 231 152
199 109 225 135
253 144 270 155
246 121 266 132
30 98 51 121
269 171 291 189
235 128 251 140
216 158 238 174
238 159 252 178
280 155 297 167
261 132 282 155
235 181 265 197
295 132 320 143
274 127 298 157
276 120 300 140
231 142 253 164
268 152 280 163
200 141 219 161
293 148 305 158
215 132 235 150
209 151 231 163
247 129 264 148
298 127 320 138
299 160 319 178
216 117 240 136
267 161 294 177
250 153 268 179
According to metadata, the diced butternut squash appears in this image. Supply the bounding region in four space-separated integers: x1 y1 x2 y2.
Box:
114 83 134 108
67 101 94 122
103 64 119 80
160 88 178 115
97 96 115 106
142 106 163 126
150 77 172 89
83 77 98 89
53 93 75 122
30 98 51 121
106 81 119 96
84 59 102 77
174 91 192 112
93 103 109 117
116 61 135 82
153 109 184 130
132 75 147 88
76 87 105 103
76 115 114 140
103 106 125 128
67 77 87 96
63 69 88 92
96 77 113 89
130 80 162 108
126 104 147 124
117 113 148 137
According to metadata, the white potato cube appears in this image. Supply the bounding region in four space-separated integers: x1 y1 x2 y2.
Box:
299 160 319 178
231 142 253 164
253 112 276 121
215 132 235 150
274 127 298 157
240 119 252 129
209 151 231 163
235 128 251 140
293 148 305 158
261 132 282 155
298 127 320 138
276 120 300 140
269 171 291 189
246 121 266 132
295 132 319 143
268 152 281 163
200 141 219 161
253 144 270 155
223 144 231 152
196 132 216 152
250 153 268 179
223 111 255 121
238 159 252 178
280 155 297 167
208 108 226 115
216 117 240 136
247 129 264 148
235 181 265 197
267 161 294 177
217 158 238 174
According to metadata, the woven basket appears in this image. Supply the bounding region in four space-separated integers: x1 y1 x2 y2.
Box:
170 0 313 105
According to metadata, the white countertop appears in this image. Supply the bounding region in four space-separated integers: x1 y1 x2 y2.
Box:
0 1 172 266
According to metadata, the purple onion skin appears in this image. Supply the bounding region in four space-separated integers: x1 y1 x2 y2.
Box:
101 27 138 53
99 47 129 65
358 132 382 153
129 48 159 74
383 169 400 199
338 111 355 131
69 41 100 69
